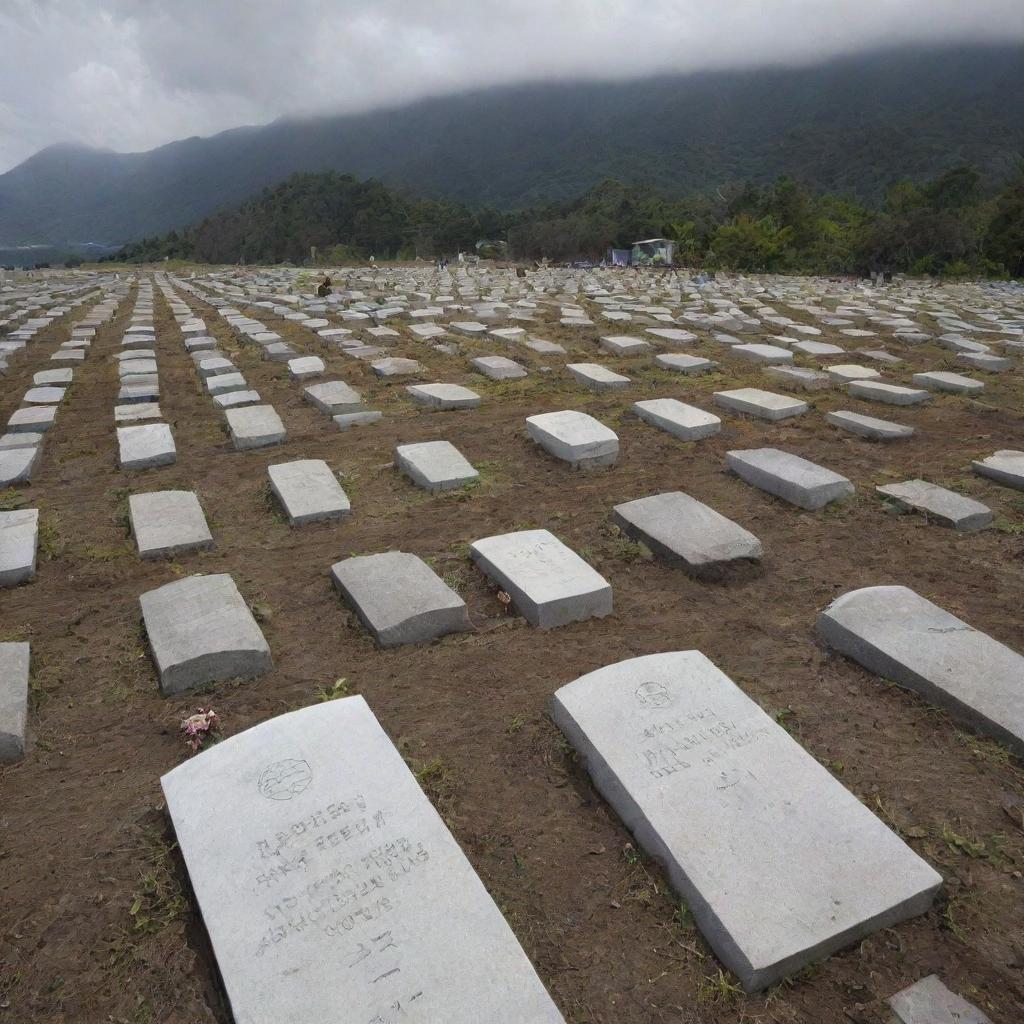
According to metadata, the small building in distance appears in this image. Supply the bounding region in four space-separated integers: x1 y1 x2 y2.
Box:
631 238 675 265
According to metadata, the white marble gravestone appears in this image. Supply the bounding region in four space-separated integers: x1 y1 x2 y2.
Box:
470 529 611 628
888 974 992 1024
268 460 351 525
161 698 565 1024
818 585 1024 756
129 490 214 558
0 641 29 762
0 508 38 587
551 651 941 992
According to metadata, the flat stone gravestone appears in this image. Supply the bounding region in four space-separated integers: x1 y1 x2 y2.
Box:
287 356 325 380
225 405 286 451
764 366 831 391
727 448 854 509
214 389 262 410
0 509 38 587
646 328 696 345
550 651 941 991
23 387 65 405
331 551 471 646
335 411 384 430
140 573 272 696
117 423 176 470
826 410 913 441
470 529 611 628
33 368 72 386
888 974 991 1024
599 335 651 356
114 402 162 423
395 441 478 492
207 373 250 396
972 450 1024 490
793 340 844 357
303 380 363 415
268 460 351 525
198 357 234 379
566 362 630 391
526 410 618 469
7 407 55 436
0 642 29 762
372 357 423 380
877 479 992 531
119 358 157 377
818 585 1024 756
827 364 880 384
0 433 42 451
912 370 984 395
732 343 793 365
849 381 931 406
406 383 481 410
523 337 566 355
655 353 717 374
0 446 41 486
957 352 1010 373
119 382 160 403
471 356 527 380
713 388 808 422
263 343 297 362
633 399 720 441
613 492 761 577
129 491 214 558
160 697 565 1023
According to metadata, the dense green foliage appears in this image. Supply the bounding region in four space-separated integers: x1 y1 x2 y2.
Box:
120 163 1024 279
3 45 1022 247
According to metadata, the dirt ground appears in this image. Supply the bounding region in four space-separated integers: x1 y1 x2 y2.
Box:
1 273 1023 1024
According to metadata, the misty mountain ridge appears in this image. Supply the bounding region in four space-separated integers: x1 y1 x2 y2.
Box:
1 43 1021 247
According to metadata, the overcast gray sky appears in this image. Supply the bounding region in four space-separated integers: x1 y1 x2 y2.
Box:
2 0 1022 172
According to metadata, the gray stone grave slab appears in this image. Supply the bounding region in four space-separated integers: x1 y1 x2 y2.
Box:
198 357 234 379
117 423 176 470
550 651 941 992
395 441 478 492
213 389 262 410
792 340 845 357
184 335 217 352
207 372 249 396
263 343 297 362
470 528 611 628
406 383 481 410
0 446 41 486
818 585 1024 755
600 335 651 356
764 366 831 391
912 370 984 395
0 509 38 586
888 974 991 1024
848 380 931 406
972 449 1024 490
713 388 808 422
526 410 618 469
523 336 566 355
646 328 696 346
129 490 214 558
23 387 65 405
160 697 565 1024
877 479 992 531
50 349 85 363
633 399 720 441
732 343 793 365
331 551 471 646
566 362 631 391
268 459 351 525
613 492 761 577
287 356 325 380
654 353 717 374
826 410 913 441
471 356 527 380
140 573 272 696
303 380 364 415
0 642 29 762
33 368 72 386
857 349 903 364
118 383 160 404
957 352 1010 373
827 364 881 384
451 321 488 335
225 405 286 451
114 402 162 423
727 448 854 509
334 411 383 430
119 358 157 377
0 432 42 451
372 357 423 379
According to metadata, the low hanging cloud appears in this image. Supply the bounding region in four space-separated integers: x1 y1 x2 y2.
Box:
1 0 1022 172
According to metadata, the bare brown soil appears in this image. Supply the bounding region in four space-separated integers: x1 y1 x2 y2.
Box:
1 277 1023 1023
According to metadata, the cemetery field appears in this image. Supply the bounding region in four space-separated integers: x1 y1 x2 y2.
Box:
2 271 1024 1023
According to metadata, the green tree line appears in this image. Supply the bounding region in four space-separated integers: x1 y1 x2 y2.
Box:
117 164 1024 278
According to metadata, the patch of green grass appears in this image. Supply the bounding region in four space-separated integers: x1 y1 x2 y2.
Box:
316 677 351 702
696 968 742 1006
0 487 28 511
37 515 64 560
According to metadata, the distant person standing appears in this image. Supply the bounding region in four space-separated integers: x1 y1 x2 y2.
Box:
316 274 332 298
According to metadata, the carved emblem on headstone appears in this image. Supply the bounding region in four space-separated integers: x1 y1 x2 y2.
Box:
257 758 312 800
